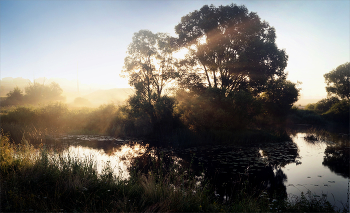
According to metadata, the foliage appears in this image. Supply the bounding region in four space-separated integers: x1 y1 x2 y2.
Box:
122 30 178 102
305 97 340 113
176 88 260 131
286 108 328 127
117 4 301 141
324 62 350 100
0 135 338 212
302 97 348 126
261 79 300 116
120 30 181 140
172 3 299 131
24 82 65 103
0 135 215 212
117 94 180 140
4 87 24 105
175 4 288 95
323 99 350 124
278 191 336 212
83 104 120 135
0 103 124 143
2 82 65 106
323 139 350 179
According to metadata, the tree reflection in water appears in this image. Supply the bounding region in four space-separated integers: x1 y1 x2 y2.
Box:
132 141 299 202
323 141 349 178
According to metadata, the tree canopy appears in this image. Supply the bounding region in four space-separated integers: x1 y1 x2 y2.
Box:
3 82 64 105
122 30 178 103
5 87 24 105
175 4 288 95
25 82 64 103
324 62 350 100
121 30 180 136
119 4 300 139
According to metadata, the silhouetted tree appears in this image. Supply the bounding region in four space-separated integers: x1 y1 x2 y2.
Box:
176 88 260 131
323 99 350 124
121 30 180 138
4 87 24 105
307 97 340 114
324 62 350 100
174 4 298 130
175 4 288 95
261 79 300 116
122 30 178 103
24 82 64 103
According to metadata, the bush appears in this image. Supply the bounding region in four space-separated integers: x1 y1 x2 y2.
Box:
286 108 328 126
3 87 24 106
323 100 350 124
305 97 340 114
176 88 260 132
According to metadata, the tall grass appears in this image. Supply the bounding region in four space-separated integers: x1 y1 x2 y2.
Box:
1 133 339 212
0 103 124 144
0 133 220 212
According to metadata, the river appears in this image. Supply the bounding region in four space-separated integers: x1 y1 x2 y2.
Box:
48 129 349 211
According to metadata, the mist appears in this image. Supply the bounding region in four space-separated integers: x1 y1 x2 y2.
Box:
0 77 133 107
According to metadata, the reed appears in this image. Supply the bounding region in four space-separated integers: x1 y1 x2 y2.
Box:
0 130 339 212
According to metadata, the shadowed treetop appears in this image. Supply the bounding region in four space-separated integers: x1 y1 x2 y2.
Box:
324 62 350 100
175 4 288 95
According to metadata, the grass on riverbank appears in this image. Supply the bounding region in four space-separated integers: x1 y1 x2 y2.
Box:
1 132 339 212
1 103 292 149
0 103 122 144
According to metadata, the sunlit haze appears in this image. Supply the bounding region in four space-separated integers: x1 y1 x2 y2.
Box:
1 0 349 104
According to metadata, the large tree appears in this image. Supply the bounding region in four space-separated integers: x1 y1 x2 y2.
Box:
122 30 178 103
324 62 350 100
121 30 179 136
175 4 288 95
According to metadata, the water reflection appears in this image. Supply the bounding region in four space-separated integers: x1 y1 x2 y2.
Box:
51 131 348 210
284 132 349 211
323 141 349 178
50 135 148 180
167 141 299 202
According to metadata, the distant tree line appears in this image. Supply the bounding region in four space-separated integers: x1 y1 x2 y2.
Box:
304 62 349 124
2 82 65 106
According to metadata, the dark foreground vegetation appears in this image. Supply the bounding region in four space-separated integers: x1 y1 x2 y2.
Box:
1 133 339 212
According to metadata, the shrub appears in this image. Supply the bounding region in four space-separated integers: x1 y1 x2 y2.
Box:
3 87 24 106
323 100 350 124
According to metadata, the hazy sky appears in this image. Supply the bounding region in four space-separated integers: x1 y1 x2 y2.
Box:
1 0 349 98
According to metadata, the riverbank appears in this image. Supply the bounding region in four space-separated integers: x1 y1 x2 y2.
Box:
1 133 341 212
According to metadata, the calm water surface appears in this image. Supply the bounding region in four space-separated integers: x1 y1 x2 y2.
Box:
284 133 349 210
52 131 349 210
